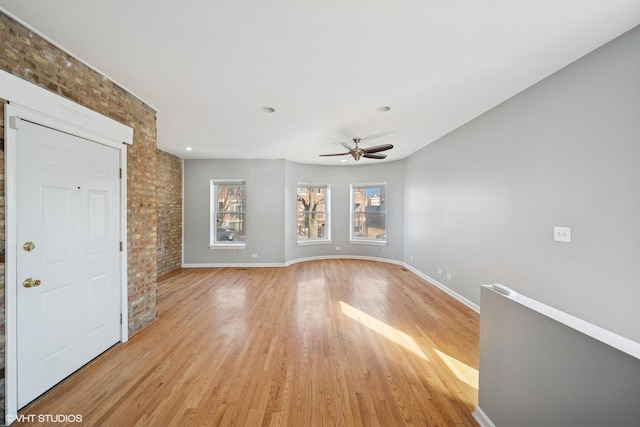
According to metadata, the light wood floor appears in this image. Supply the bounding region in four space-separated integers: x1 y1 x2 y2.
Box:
16 259 480 426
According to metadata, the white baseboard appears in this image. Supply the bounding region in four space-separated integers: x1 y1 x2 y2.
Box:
284 254 404 267
182 262 284 268
402 264 480 313
182 255 405 269
472 406 496 427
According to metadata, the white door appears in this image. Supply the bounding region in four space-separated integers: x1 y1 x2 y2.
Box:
16 120 121 408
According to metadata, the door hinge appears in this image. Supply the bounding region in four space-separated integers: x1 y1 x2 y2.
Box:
119 168 122 179
120 241 123 252
120 314 123 324
9 116 23 130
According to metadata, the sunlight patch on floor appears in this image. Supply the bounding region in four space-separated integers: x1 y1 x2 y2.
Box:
340 301 428 360
433 347 478 389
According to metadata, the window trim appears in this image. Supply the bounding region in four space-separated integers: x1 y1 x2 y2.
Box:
210 179 246 249
349 182 388 246
296 182 331 245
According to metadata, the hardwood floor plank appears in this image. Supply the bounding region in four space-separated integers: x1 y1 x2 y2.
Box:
15 260 479 426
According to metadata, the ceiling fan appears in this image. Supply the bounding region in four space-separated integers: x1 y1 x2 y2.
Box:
320 138 393 161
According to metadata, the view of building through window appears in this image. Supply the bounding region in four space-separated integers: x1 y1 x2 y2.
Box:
209 181 386 246
351 183 387 242
210 180 246 245
297 184 329 241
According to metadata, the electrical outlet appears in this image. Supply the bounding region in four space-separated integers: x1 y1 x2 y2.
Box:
554 226 571 243
336 246 341 251
446 273 452 280
410 256 414 261
437 268 443 275
251 253 258 258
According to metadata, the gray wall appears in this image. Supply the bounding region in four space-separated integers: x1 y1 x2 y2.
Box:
284 161 405 263
183 159 286 264
477 286 640 427
404 26 640 342
183 158 404 265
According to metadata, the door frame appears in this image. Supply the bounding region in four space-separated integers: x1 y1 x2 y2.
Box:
1 70 133 423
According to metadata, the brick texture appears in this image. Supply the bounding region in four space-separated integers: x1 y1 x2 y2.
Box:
157 149 182 277
0 12 166 419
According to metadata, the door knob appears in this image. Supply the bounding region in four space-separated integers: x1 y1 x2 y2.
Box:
23 241 36 252
23 278 42 288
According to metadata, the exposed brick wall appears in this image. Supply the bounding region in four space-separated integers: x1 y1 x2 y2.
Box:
157 149 182 277
0 12 161 418
126 126 159 333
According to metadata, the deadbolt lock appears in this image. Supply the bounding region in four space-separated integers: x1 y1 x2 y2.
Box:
23 241 36 252
23 278 42 288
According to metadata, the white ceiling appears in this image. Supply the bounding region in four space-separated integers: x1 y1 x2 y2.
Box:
1 1 639 164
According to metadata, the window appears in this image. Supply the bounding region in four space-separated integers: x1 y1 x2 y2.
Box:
210 180 246 247
350 183 387 244
297 184 330 244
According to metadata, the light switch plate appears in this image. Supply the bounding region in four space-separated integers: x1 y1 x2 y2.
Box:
554 226 571 242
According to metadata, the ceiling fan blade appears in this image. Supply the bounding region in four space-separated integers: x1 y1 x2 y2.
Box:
362 144 393 154
341 142 355 151
363 153 387 160
319 152 350 157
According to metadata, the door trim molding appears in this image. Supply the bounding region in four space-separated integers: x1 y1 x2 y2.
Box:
2 70 133 424
0 71 133 145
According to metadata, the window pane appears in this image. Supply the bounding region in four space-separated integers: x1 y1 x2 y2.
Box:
211 180 246 246
298 212 326 239
215 213 245 242
352 184 386 241
353 211 385 239
217 184 245 213
297 185 328 241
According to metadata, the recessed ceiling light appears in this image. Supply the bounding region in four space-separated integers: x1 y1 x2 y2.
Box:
379 106 391 112
261 107 276 113
186 146 193 151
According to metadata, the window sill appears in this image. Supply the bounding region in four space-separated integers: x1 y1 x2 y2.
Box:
349 239 388 247
209 244 246 250
297 240 332 246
